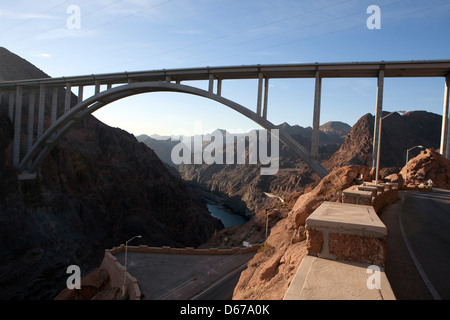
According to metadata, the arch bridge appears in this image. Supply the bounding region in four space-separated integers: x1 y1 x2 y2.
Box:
0 60 449 180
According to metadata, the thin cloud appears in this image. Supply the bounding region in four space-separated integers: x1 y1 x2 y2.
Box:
31 53 52 58
35 28 98 41
0 9 59 20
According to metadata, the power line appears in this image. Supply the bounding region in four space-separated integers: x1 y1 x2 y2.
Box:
95 0 356 72
7 0 126 47
177 0 449 67
17 0 175 52
0 0 71 35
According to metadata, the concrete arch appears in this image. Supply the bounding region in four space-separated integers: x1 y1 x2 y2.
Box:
19 82 329 178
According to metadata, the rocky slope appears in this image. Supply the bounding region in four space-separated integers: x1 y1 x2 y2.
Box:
0 48 223 299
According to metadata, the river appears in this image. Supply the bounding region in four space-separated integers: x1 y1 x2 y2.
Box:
206 201 248 228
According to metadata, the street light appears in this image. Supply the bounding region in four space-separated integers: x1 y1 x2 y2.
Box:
406 145 423 184
263 193 284 240
122 235 142 297
375 111 406 185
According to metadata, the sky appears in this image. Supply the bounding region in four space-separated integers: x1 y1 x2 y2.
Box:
1 0 450 137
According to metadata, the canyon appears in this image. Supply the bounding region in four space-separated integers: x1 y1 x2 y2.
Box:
0 47 446 300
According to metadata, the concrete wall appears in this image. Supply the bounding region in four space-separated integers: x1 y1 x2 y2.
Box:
100 251 141 300
107 244 261 256
342 182 399 213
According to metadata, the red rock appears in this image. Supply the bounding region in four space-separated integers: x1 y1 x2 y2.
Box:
400 148 450 189
232 165 372 300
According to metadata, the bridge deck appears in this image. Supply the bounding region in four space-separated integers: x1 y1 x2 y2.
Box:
0 60 449 87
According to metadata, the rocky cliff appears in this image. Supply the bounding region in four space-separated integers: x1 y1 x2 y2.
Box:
0 48 223 299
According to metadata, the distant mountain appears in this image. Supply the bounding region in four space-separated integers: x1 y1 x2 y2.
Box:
140 122 351 168
174 122 350 221
324 111 442 171
276 121 351 146
138 135 181 167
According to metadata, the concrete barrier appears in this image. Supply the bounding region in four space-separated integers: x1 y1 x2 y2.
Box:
342 189 374 206
100 251 141 300
305 201 387 267
105 245 261 256
285 180 404 300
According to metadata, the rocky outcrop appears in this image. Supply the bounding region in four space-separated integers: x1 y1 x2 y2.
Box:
232 165 372 300
53 268 119 300
395 148 450 189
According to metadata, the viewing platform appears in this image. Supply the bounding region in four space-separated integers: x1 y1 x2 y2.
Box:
284 181 400 300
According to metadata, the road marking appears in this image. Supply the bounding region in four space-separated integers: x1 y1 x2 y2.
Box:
190 262 249 300
398 194 442 300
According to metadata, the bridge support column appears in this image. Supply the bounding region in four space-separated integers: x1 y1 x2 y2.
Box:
8 90 15 121
27 88 36 153
95 81 101 95
372 70 384 168
257 73 269 119
440 76 450 158
217 78 222 96
311 71 322 160
51 87 58 125
257 73 263 117
65 83 72 112
37 85 46 138
209 74 214 93
13 86 23 168
78 86 84 104
263 77 269 120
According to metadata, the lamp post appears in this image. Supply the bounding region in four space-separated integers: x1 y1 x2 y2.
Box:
406 145 423 184
122 235 142 297
375 111 406 185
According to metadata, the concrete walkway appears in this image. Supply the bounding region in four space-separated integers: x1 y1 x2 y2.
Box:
284 255 395 300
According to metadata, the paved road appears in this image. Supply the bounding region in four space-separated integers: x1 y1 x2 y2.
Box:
115 251 256 300
192 263 249 300
380 188 450 300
